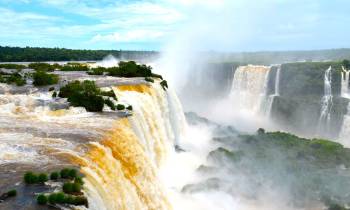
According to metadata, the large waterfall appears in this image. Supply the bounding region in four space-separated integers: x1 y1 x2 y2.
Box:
342 66 350 99
230 65 271 114
264 65 281 117
0 79 187 210
317 66 333 135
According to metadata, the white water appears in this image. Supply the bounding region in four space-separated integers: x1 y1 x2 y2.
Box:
264 65 281 117
341 66 350 99
230 65 271 114
317 66 333 135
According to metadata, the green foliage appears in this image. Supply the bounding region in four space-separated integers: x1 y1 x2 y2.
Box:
87 67 106 75
116 104 125 110
104 98 116 110
29 63 56 72
24 172 38 184
0 64 25 70
33 71 59 86
60 168 78 179
145 77 154 83
52 91 57 98
342 59 350 69
63 182 73 194
6 73 26 86
126 105 133 111
101 90 117 100
108 61 155 78
49 192 67 204
48 193 58 204
37 173 48 183
37 194 48 205
48 87 55 91
257 128 265 135
60 63 89 71
7 189 17 197
50 172 59 180
74 177 84 185
160 80 168 90
58 81 105 112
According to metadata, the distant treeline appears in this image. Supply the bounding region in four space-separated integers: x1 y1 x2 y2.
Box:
209 48 350 65
0 46 159 62
2 46 350 64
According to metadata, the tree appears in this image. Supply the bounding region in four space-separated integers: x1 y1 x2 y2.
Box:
343 59 350 69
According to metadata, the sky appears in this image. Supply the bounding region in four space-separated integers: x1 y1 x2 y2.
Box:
0 0 349 51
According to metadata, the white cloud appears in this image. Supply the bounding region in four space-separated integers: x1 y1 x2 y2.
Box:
91 30 165 43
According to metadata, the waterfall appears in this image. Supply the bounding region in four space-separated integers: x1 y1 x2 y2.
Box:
317 66 333 135
70 82 187 210
341 66 350 99
264 65 282 117
339 102 350 146
230 65 271 114
0 80 187 210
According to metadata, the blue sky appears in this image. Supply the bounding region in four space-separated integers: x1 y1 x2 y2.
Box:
0 0 349 51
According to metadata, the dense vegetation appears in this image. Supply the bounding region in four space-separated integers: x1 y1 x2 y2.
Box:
184 113 350 210
0 64 25 70
0 72 26 86
22 168 88 208
32 71 59 86
0 46 158 62
343 59 350 69
58 80 121 112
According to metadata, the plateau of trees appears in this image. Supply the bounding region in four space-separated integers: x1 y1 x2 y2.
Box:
0 46 158 62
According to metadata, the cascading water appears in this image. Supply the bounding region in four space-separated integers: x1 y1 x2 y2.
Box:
341 66 350 99
264 65 281 117
230 65 271 114
317 66 333 136
0 76 187 210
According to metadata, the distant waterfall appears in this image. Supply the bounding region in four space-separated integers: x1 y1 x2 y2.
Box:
341 66 350 99
317 66 333 135
339 102 350 145
230 65 271 114
264 65 282 117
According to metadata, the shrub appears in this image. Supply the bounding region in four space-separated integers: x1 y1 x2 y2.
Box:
116 104 125 110
38 173 48 183
7 189 17 197
68 169 77 179
58 81 105 112
63 183 73 194
52 91 57 98
104 98 116 110
60 168 70 179
5 73 26 86
37 194 48 205
160 80 168 90
145 77 154 83
87 67 105 75
72 182 82 193
50 172 59 180
0 64 25 70
107 61 154 78
60 64 88 71
71 196 88 206
24 172 38 184
63 182 82 194
55 192 66 204
257 128 265 135
74 177 84 185
48 193 57 204
48 87 55 91
33 71 59 86
101 90 117 100
29 63 56 72
126 105 133 111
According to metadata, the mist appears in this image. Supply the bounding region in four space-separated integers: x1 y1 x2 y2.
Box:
152 1 349 210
